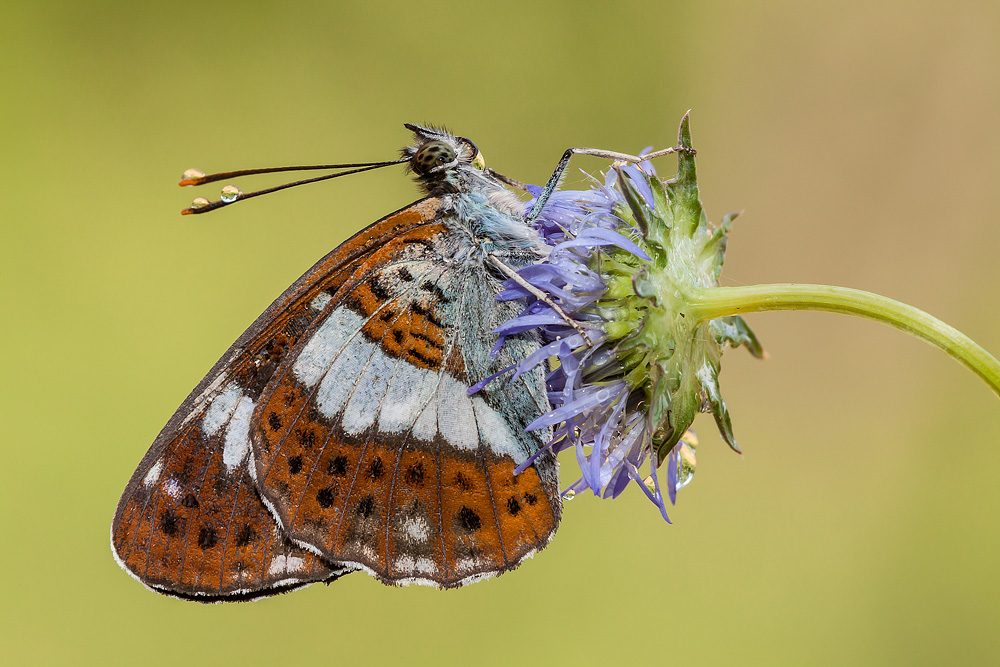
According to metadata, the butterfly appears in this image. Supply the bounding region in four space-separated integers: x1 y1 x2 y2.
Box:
110 125 564 601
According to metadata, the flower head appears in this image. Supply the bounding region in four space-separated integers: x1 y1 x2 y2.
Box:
492 114 765 519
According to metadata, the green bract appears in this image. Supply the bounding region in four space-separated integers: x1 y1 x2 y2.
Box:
600 116 764 464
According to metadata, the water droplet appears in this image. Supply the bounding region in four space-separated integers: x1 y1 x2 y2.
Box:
675 442 697 491
561 489 576 501
642 475 657 494
220 184 242 203
190 197 210 209
181 168 206 181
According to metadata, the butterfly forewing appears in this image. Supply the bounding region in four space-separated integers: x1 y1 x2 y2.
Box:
251 218 561 587
112 199 444 599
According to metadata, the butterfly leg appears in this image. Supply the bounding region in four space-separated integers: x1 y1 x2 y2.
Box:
524 145 696 225
484 168 530 193
486 254 594 346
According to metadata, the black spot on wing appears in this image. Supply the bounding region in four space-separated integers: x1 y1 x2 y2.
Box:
235 523 256 546
410 331 444 351
213 476 232 497
268 412 283 431
298 428 316 449
327 455 349 476
455 506 481 533
411 301 444 327
159 510 181 536
317 487 336 508
409 347 437 367
356 494 375 518
369 276 392 301
404 462 425 487
197 526 218 550
454 472 473 492
420 280 451 303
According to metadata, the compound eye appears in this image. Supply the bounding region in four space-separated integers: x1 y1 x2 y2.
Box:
412 141 456 175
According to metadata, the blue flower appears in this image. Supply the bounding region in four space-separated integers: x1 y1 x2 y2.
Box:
487 119 764 520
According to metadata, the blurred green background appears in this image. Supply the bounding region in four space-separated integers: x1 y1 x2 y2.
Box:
3 0 999 664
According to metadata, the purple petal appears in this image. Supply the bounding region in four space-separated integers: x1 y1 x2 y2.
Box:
626 460 671 523
467 362 516 395
493 312 566 334
648 456 671 522
487 336 506 361
562 477 590 497
637 146 655 175
621 164 655 208
603 462 632 499
575 438 599 494
666 446 679 506
558 227 651 261
511 334 587 378
516 263 606 292
526 384 616 431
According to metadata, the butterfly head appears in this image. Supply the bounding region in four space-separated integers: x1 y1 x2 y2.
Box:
402 124 495 196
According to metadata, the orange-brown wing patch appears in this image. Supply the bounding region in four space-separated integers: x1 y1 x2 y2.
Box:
381 444 446 581
326 439 398 570
435 448 507 581
484 451 559 566
358 288 447 371
112 419 343 600
252 385 559 587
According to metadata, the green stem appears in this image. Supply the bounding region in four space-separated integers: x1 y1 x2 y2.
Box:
687 283 1000 398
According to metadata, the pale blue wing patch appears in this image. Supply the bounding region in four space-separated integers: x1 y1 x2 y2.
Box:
197 381 256 473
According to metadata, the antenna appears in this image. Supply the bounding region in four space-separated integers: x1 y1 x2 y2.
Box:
178 159 410 215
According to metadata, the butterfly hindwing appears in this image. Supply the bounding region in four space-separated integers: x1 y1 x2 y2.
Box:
111 199 444 599
251 216 562 587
